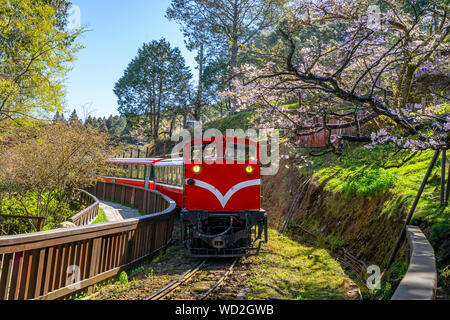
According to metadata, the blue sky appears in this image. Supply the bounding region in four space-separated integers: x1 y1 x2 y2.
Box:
65 0 197 119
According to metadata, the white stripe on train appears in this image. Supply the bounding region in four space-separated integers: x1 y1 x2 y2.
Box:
189 179 261 208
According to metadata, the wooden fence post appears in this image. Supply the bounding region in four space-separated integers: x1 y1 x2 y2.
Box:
131 188 136 207
87 238 102 294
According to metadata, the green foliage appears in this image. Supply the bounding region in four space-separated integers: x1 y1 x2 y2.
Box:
342 168 397 198
373 281 393 300
114 39 192 141
0 0 83 131
307 144 449 297
204 110 254 132
368 260 407 300
0 191 85 232
119 271 128 285
91 208 108 224
440 265 450 292
247 229 354 300
0 122 116 233
152 250 166 264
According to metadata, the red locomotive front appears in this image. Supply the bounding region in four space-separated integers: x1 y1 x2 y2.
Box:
181 136 267 257
102 136 268 257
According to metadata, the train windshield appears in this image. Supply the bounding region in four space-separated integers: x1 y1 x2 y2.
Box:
190 143 219 161
225 143 257 162
189 141 256 163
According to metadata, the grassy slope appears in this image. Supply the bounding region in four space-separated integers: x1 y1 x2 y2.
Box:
203 110 255 132
245 229 358 300
309 146 449 297
313 147 449 229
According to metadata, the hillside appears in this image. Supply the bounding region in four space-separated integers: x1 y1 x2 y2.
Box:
201 112 449 299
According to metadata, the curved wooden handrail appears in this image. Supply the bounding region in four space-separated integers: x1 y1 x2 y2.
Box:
69 189 100 226
0 181 176 300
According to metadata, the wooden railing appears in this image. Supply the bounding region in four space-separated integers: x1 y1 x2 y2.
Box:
69 189 99 226
0 182 176 300
0 189 99 235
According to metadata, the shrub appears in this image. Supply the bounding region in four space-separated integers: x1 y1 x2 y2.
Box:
0 122 117 233
119 271 128 285
343 168 397 198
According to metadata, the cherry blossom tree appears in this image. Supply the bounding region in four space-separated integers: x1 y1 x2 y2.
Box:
225 0 449 158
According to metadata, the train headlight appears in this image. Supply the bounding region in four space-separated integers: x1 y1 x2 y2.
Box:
193 165 202 174
245 166 254 174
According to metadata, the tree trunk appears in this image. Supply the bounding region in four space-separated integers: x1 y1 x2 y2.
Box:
155 78 163 141
183 105 188 128
229 0 239 115
195 44 204 121
169 117 175 138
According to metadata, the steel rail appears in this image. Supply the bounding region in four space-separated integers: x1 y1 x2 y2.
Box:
144 259 207 300
197 258 238 300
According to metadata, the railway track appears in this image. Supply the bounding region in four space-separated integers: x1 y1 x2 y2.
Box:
145 258 239 300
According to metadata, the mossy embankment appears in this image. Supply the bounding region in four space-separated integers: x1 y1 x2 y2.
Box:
263 146 449 298
245 229 360 300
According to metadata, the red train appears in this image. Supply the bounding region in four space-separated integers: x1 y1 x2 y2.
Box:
103 136 267 257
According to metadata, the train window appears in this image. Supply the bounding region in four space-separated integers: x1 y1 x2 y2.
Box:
190 143 220 161
115 164 121 178
177 166 183 186
174 167 179 186
174 167 178 186
154 166 158 182
166 166 171 185
225 143 257 162
138 165 145 179
165 167 169 184
160 167 163 183
162 166 167 184
116 164 124 178
144 165 149 180
123 164 129 178
170 167 175 185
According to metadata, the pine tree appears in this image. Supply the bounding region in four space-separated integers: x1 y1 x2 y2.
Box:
69 109 81 125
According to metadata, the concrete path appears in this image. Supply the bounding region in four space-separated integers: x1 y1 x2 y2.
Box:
391 226 437 300
99 201 141 222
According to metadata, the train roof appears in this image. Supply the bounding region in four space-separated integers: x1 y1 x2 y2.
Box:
153 158 184 166
105 158 183 165
105 158 166 165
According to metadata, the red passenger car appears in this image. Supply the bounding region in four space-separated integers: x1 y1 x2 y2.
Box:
103 136 267 257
